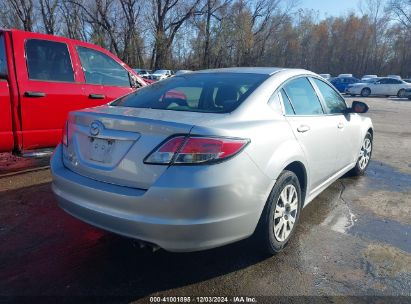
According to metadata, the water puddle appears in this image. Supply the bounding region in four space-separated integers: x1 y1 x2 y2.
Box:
365 161 411 192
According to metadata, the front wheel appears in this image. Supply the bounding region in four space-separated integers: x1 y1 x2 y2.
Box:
350 132 373 176
255 170 302 255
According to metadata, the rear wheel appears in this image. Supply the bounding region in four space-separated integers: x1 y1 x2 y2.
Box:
350 132 373 176
255 170 302 255
398 89 406 98
361 88 371 97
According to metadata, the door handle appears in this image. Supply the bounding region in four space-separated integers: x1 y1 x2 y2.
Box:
337 122 345 129
297 125 311 133
24 91 46 98
89 94 105 99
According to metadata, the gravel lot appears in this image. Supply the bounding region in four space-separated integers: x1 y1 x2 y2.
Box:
0 97 410 302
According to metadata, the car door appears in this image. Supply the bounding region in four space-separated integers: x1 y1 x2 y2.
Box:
12 33 85 150
310 77 362 171
74 45 135 103
280 77 339 191
391 79 403 95
372 78 390 95
0 33 14 152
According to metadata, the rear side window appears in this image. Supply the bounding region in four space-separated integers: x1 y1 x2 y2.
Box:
312 78 347 114
77 46 130 87
25 39 74 82
0 35 7 77
283 77 323 115
113 73 268 113
280 89 294 115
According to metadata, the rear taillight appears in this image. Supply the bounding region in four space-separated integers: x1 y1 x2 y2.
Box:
144 136 249 165
62 121 68 146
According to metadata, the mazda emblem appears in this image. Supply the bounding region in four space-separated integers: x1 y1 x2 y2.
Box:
90 121 103 136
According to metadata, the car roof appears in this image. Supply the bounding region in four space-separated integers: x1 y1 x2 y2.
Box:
193 67 288 75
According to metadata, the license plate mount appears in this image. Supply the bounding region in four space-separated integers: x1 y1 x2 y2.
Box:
89 137 114 163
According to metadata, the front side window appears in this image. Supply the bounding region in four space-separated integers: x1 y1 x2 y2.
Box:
0 35 6 77
25 39 74 82
283 77 324 115
113 73 268 113
77 46 130 87
312 78 347 114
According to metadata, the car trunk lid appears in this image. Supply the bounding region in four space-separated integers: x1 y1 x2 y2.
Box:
63 106 211 189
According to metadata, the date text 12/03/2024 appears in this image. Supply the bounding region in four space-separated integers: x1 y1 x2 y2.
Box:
149 297 257 303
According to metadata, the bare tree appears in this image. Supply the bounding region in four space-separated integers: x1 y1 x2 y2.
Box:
4 0 35 31
388 0 411 29
150 0 201 69
60 0 88 40
39 0 59 34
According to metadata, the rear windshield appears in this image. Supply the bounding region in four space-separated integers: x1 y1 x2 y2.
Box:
112 73 268 113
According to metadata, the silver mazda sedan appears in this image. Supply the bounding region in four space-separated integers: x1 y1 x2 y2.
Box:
51 68 373 254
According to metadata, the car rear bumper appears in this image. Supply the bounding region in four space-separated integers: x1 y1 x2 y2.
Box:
51 145 273 252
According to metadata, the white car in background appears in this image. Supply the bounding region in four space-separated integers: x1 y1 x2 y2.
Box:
319 73 332 80
346 77 411 97
147 69 174 81
361 75 378 80
338 73 353 78
387 75 402 80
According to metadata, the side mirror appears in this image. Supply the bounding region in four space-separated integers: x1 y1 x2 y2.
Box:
350 101 369 113
129 72 142 89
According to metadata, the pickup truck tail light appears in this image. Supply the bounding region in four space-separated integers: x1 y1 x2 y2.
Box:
144 136 249 165
62 121 68 146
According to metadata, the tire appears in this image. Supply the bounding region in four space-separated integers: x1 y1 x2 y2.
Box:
397 89 406 98
254 170 302 255
350 132 373 176
408 97 411 100
361 88 371 97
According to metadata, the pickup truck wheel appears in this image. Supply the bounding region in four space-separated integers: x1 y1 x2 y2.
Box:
361 88 371 97
350 132 373 176
397 89 406 98
254 170 302 255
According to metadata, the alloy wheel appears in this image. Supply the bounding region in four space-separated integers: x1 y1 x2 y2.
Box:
359 137 372 170
273 184 298 242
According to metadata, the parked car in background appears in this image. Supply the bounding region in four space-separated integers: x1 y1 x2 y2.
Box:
51 67 373 254
403 79 411 83
133 68 152 78
346 77 411 97
331 76 361 93
387 75 402 80
362 75 378 80
338 73 353 78
319 73 332 80
175 70 192 76
0 29 146 156
147 69 174 81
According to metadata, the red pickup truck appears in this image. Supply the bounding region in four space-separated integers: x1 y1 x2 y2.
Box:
0 29 146 156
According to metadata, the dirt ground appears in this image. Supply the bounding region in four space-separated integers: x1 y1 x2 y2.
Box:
0 96 410 302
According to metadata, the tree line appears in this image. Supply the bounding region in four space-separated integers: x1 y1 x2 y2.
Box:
1 0 410 77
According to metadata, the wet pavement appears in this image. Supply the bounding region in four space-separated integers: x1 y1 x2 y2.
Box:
0 97 410 302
